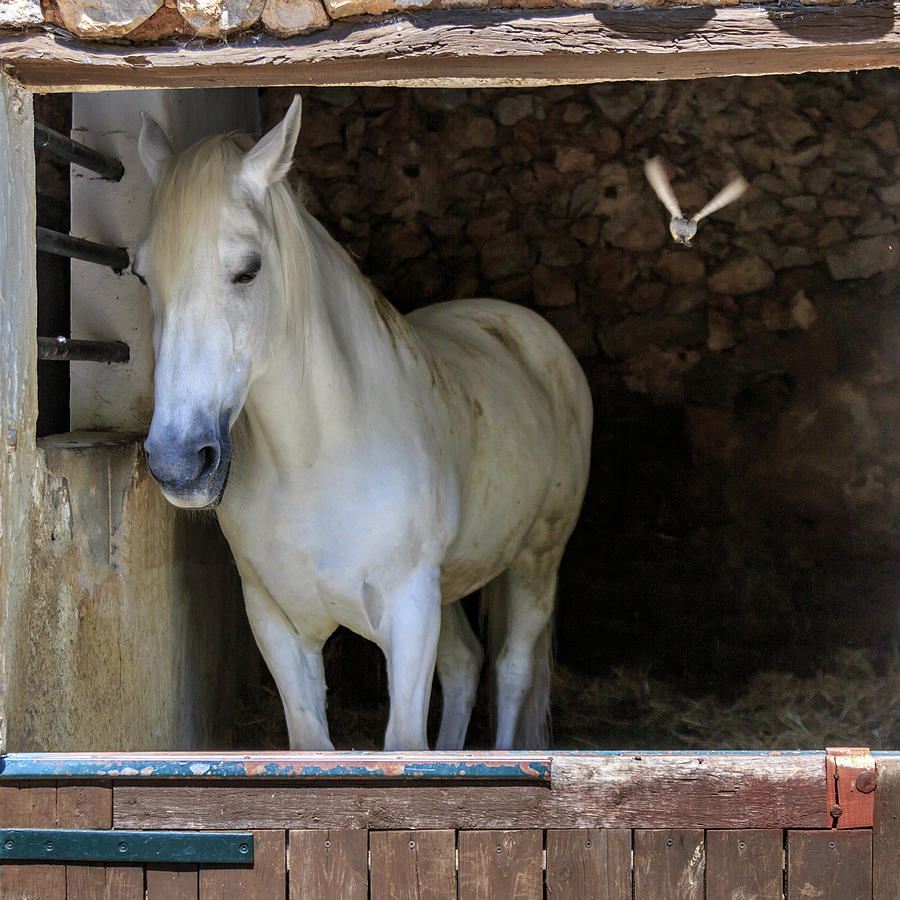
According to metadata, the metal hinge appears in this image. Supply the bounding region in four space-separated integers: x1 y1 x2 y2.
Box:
0 829 253 864
826 746 877 829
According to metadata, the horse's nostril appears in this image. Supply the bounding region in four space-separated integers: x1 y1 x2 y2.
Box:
198 444 219 476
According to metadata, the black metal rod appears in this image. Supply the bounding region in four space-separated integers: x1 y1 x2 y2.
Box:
36 227 130 273
38 336 130 364
34 123 124 182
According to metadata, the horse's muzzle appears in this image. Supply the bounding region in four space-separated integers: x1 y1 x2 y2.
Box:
144 422 233 509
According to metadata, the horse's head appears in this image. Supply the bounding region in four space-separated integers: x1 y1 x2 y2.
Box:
135 97 303 508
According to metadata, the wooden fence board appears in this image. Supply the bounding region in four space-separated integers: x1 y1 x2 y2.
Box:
58 782 124 900
199 830 285 900
633 830 705 900
66 863 143 900
706 830 784 900
874 758 900 900
458 830 543 900
115 782 551 830
57 783 112 829
0 781 64 900
289 829 368 900
545 829 631 899
146 864 199 900
369 830 456 900
787 830 872 900
551 754 827 828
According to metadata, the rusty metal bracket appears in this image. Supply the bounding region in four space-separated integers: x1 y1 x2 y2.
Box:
826 746 877 829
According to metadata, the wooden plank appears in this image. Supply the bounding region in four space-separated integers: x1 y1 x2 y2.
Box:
116 782 552 830
289 829 368 900
0 782 58 827
66 864 143 900
59 783 141 900
369 830 456 900
545 829 631 899
550 753 828 829
787 830 872 900
57 783 111 829
0 781 64 900
874 758 900 900
2 3 900 92
199 830 285 900
146 864 199 900
633 830 704 900
114 753 827 830
706 830 784 900
458 830 543 900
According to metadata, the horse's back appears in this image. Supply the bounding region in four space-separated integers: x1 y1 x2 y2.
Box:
407 298 592 600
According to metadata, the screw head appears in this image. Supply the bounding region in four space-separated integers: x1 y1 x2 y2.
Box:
856 770 878 794
44 840 54 851
239 842 250 854
408 841 416 850
830 804 843 818
3 839 13 850
118 842 128 853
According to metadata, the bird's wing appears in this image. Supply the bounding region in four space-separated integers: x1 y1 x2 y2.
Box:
693 175 749 222
644 156 683 219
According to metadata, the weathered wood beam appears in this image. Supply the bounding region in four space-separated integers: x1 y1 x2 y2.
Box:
109 752 828 830
1 2 899 91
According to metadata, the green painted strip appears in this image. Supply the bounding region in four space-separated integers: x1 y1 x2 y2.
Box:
0 829 253 864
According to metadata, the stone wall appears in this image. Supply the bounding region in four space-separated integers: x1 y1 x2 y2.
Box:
0 0 860 42
262 71 900 697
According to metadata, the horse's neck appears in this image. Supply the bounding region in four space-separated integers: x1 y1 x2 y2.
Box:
240 211 426 467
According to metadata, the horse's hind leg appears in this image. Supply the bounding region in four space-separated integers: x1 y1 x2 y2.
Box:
435 601 483 750
493 562 558 750
243 582 334 751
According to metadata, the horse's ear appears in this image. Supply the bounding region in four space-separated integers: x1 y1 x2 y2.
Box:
240 95 302 199
138 112 175 186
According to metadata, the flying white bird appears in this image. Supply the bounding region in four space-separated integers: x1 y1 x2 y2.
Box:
644 156 749 248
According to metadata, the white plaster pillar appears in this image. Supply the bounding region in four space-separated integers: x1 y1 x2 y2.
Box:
0 73 37 753
70 88 260 432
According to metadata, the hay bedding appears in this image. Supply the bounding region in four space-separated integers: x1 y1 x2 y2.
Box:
232 644 900 751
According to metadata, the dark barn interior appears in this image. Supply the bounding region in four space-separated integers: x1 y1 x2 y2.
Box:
35 70 900 750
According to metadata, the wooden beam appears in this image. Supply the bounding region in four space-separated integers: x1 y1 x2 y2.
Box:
1 2 899 92
111 752 828 830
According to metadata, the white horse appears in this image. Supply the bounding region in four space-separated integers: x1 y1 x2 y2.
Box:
135 96 592 751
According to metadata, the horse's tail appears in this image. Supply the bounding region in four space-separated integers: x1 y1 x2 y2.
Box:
481 573 553 750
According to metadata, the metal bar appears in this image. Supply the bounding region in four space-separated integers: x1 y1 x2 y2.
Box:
0 751 553 781
38 336 130 364
0 829 253 864
36 226 129 272
34 122 124 181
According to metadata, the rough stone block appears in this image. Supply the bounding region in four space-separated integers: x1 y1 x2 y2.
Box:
176 0 264 35
55 0 163 37
262 0 329 34
0 0 42 27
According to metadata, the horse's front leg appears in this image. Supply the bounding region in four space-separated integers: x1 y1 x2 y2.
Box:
243 582 335 751
381 567 442 751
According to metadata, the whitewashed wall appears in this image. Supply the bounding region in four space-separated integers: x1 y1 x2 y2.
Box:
70 88 260 431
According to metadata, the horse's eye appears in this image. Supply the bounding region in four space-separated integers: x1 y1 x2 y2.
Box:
233 259 261 285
